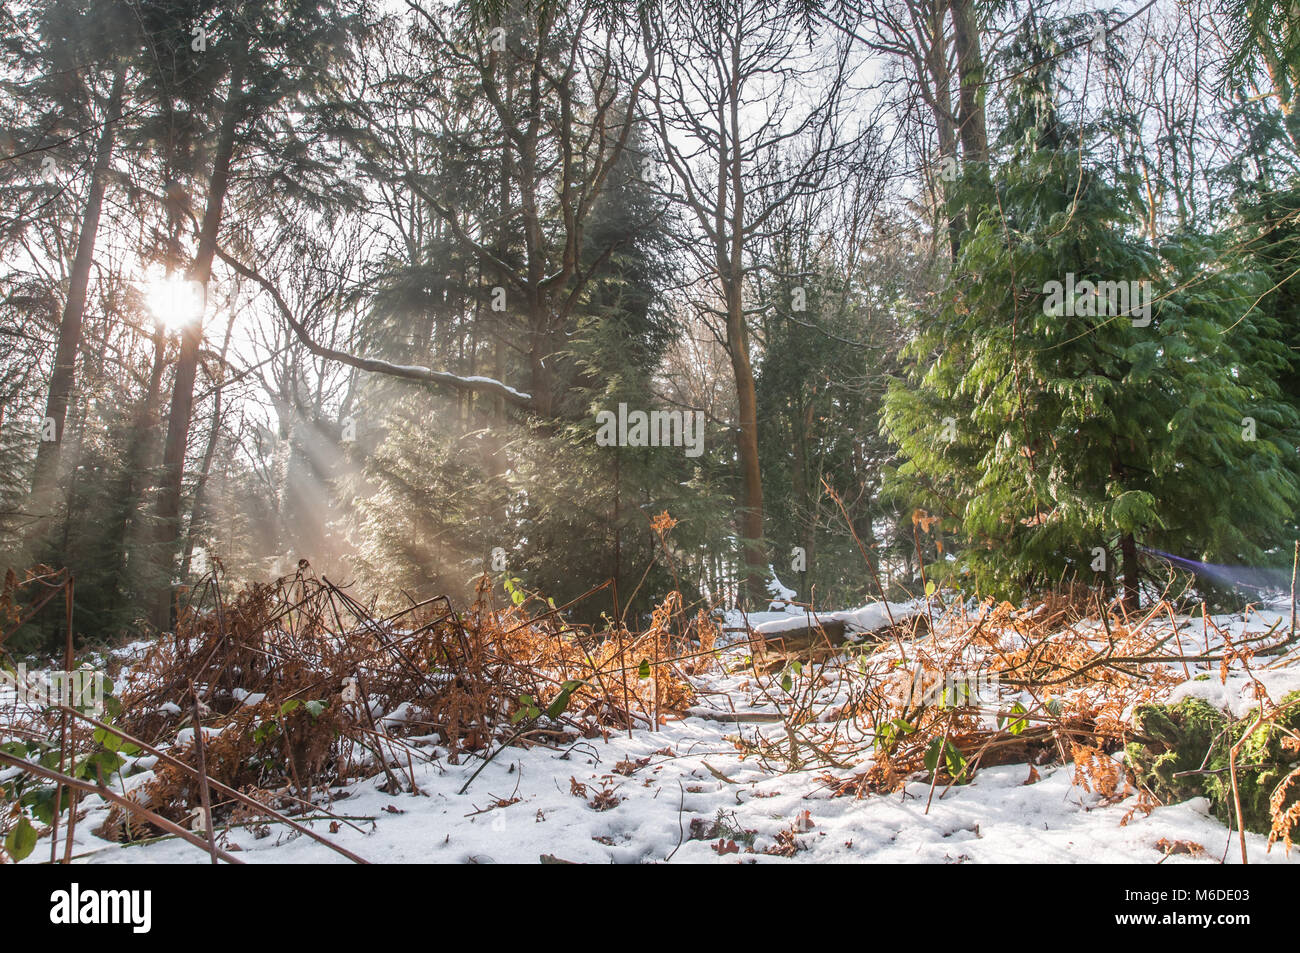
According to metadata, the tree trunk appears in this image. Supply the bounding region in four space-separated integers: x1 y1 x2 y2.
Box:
29 65 127 526
728 37 765 607
950 0 988 167
728 291 765 607
152 49 245 630
1120 531 1140 614
923 0 964 258
179 314 235 580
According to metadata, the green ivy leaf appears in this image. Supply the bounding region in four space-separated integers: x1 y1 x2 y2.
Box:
924 737 943 772
74 749 123 781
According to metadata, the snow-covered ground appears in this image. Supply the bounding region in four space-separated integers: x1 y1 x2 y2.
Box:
40 693 1290 865
16 596 1296 866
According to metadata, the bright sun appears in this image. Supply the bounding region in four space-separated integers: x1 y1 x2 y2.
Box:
142 269 205 332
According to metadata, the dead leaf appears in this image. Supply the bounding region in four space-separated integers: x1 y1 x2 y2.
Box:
1155 838 1205 857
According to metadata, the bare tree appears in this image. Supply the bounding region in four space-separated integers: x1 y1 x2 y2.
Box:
641 0 856 604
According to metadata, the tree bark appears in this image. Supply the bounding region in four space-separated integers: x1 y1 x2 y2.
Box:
1120 531 1140 614
728 291 766 607
29 65 127 526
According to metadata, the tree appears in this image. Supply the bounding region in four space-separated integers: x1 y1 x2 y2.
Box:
18 1 134 533
883 16 1300 611
147 0 360 629
642 0 856 604
1218 0 1300 151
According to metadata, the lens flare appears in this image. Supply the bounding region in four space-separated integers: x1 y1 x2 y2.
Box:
1140 546 1290 594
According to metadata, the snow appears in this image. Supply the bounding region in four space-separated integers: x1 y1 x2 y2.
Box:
14 599 1299 865
1168 667 1300 718
43 689 1292 866
766 568 797 609
751 600 920 636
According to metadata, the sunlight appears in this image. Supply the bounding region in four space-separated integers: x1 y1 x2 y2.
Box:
142 268 205 332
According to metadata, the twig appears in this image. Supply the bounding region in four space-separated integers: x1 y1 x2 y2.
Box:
53 706 369 863
666 780 686 862
189 680 219 864
1229 706 1266 865
0 751 244 864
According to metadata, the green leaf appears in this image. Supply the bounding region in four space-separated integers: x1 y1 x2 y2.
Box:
925 580 937 597
925 737 967 780
304 700 327 719
94 727 125 752
21 786 57 825
1004 702 1028 735
924 737 943 772
279 699 303 716
637 659 651 679
253 721 278 744
511 589 526 606
545 680 585 720
74 749 123 781
5 815 37 862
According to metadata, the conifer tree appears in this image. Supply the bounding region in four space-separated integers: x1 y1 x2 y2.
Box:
883 19 1300 610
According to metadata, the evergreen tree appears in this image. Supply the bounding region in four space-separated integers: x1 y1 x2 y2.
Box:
883 18 1300 610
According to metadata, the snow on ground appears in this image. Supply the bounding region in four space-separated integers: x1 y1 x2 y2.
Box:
26 610 1296 865
44 695 1289 866
10 597 1299 865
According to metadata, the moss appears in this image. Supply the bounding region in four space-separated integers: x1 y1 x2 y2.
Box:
1126 691 1300 833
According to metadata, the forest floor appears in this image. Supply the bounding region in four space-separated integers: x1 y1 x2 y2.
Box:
12 595 1300 865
